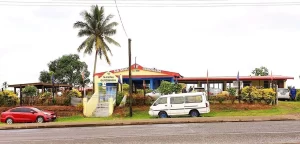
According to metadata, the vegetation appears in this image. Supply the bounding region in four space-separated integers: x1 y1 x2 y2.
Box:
0 90 19 106
241 86 275 104
251 66 269 76
67 89 82 98
74 5 120 89
39 54 90 87
157 81 183 95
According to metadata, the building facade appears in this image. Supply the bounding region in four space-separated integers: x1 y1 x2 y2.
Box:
95 64 294 91
94 64 182 90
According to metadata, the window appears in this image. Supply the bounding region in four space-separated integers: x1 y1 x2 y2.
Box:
10 108 22 112
243 81 251 87
156 97 167 105
185 96 202 103
264 81 270 88
170 97 184 104
21 108 33 113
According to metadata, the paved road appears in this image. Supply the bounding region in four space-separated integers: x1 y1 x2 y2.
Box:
0 121 300 144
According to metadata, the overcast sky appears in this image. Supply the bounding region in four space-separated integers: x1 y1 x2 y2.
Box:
0 1 300 88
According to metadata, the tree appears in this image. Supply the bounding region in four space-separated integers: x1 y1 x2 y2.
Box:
39 54 90 87
74 5 120 92
157 81 183 95
251 66 269 76
39 71 51 83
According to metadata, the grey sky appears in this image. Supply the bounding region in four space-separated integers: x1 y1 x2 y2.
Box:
0 2 300 88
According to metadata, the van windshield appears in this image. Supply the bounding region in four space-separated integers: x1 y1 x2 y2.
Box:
153 97 167 106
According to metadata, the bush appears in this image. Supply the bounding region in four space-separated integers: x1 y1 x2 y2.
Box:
0 90 19 106
116 91 124 106
126 94 154 106
215 93 228 104
67 89 82 98
22 85 38 96
227 88 236 96
241 86 275 104
296 91 300 101
157 81 182 95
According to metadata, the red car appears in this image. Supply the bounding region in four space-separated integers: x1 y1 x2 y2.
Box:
0 106 56 124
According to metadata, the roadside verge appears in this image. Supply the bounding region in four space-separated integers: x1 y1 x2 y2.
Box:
1 115 299 130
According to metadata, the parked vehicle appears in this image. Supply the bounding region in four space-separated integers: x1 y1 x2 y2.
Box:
148 92 210 118
208 88 222 96
1 106 56 124
146 90 161 98
277 88 290 100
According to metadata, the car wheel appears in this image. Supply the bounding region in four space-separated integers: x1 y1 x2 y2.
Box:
36 116 44 123
190 110 200 117
6 118 13 124
158 111 168 118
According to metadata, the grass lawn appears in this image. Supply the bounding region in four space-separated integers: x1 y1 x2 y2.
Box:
55 101 300 123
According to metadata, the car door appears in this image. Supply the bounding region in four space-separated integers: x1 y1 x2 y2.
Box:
169 96 185 115
10 108 24 122
21 108 36 122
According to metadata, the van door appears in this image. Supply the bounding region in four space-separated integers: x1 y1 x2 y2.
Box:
152 97 170 113
169 96 185 115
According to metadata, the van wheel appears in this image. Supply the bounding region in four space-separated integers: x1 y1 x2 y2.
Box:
158 111 168 118
190 110 200 117
6 118 13 124
36 116 44 123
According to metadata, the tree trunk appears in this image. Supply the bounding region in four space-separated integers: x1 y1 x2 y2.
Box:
93 50 98 93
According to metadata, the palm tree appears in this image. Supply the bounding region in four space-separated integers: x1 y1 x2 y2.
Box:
74 5 120 93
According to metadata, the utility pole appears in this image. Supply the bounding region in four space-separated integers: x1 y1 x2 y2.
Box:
128 38 133 117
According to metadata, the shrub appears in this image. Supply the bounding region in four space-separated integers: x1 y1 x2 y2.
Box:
0 90 19 106
227 88 236 96
116 91 124 106
67 89 82 98
157 81 182 95
241 86 275 104
215 93 227 104
172 83 182 94
262 88 275 104
158 81 173 95
22 85 38 96
296 91 300 101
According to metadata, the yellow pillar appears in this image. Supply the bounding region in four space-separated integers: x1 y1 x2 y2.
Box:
83 97 88 116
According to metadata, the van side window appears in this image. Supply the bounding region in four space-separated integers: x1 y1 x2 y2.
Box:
157 97 167 104
170 97 184 104
185 96 202 103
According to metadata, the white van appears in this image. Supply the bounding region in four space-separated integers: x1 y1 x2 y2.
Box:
148 92 210 118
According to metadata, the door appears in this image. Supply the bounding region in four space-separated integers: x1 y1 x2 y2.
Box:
21 108 36 122
152 97 170 114
169 96 185 115
10 108 25 122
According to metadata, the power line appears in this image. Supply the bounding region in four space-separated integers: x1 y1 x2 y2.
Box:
114 0 128 38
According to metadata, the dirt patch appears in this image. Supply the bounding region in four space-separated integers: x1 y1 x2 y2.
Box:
113 106 149 118
211 103 272 111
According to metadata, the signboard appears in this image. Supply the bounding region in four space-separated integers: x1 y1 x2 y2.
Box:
99 72 118 83
143 67 162 73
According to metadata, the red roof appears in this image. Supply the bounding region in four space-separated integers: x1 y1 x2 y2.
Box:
94 64 182 78
178 76 294 81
